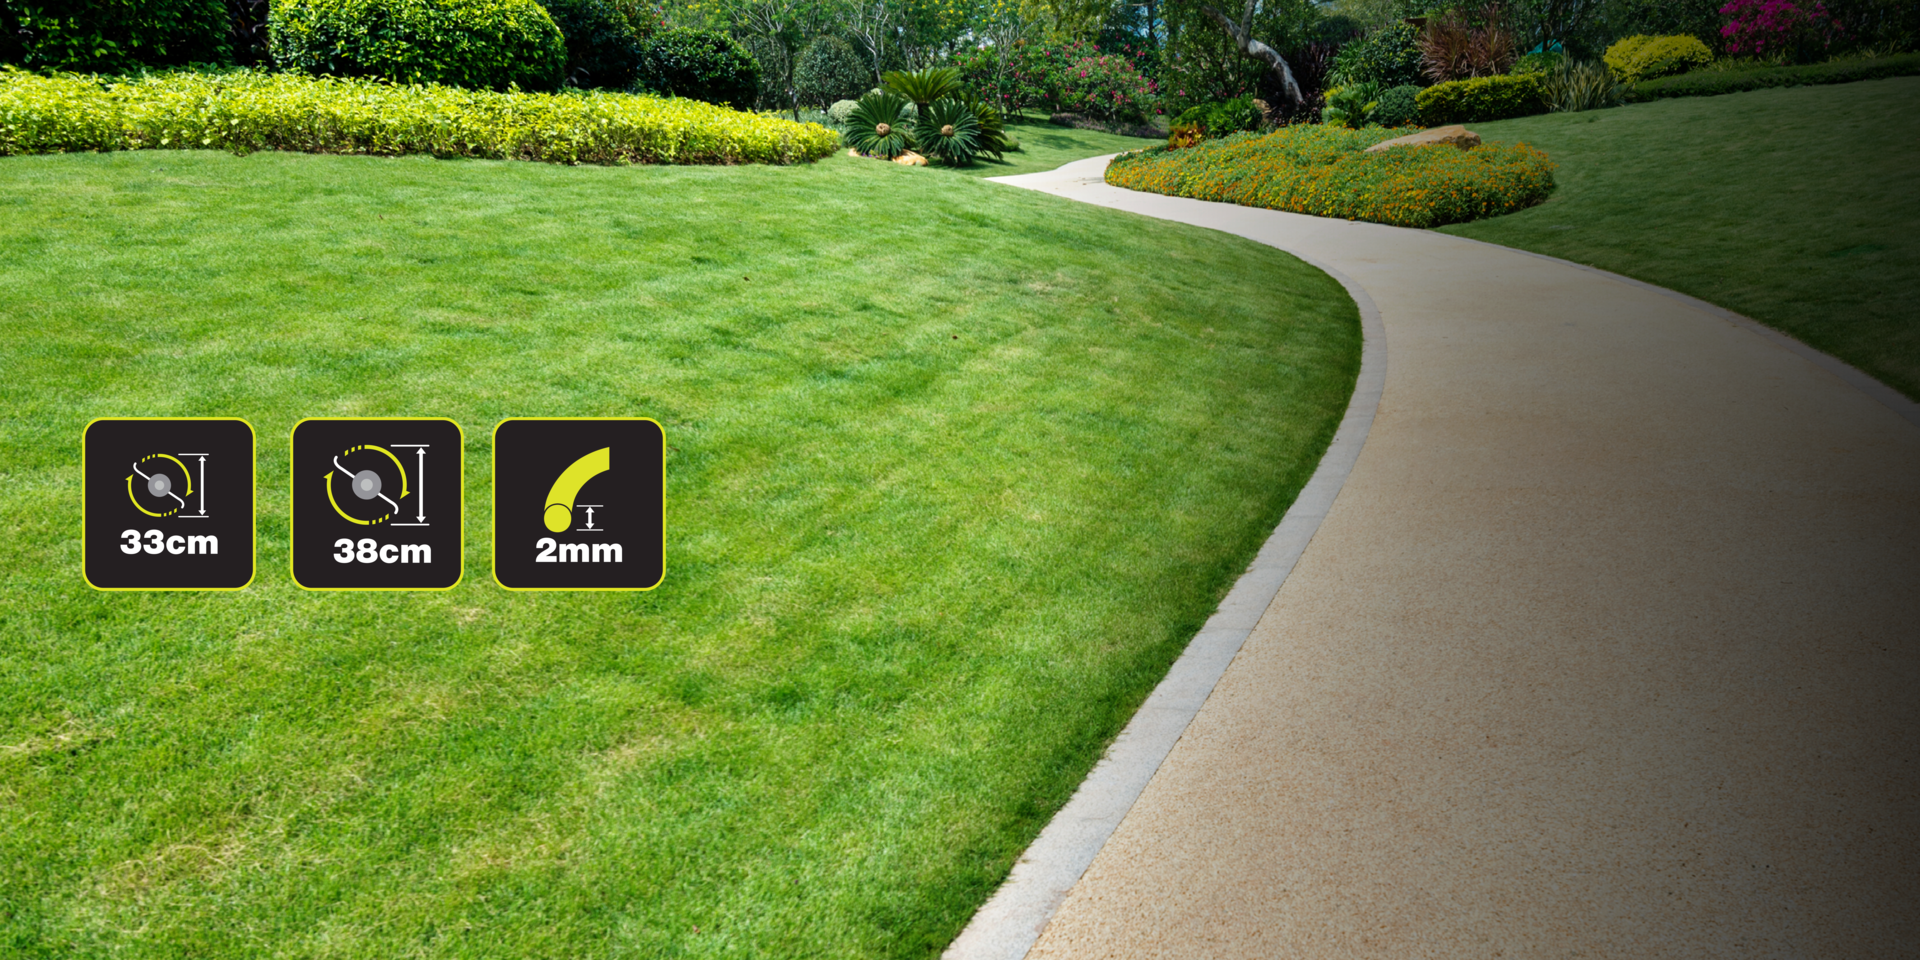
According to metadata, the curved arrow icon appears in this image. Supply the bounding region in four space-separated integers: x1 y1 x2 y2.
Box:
544 447 609 532
126 452 192 516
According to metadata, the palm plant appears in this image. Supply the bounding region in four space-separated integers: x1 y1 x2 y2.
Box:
881 67 961 109
844 91 916 158
915 97 982 165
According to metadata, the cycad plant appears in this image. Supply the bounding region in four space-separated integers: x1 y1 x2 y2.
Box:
882 67 961 109
915 97 982 165
844 91 916 158
962 91 1008 159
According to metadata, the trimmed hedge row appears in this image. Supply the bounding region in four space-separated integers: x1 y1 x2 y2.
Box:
1416 73 1548 125
1624 53 1920 102
0 69 840 164
1105 125 1554 229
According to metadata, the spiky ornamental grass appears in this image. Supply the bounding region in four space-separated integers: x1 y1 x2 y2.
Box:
916 97 981 165
844 90 915 158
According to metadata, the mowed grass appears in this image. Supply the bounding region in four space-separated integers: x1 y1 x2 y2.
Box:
1441 76 1920 400
942 120 1161 178
0 148 1359 957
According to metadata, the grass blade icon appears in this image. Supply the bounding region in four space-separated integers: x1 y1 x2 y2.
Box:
544 448 609 532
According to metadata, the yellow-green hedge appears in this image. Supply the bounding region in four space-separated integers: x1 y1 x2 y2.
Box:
1603 35 1714 84
1105 125 1554 229
1415 73 1548 125
0 69 840 165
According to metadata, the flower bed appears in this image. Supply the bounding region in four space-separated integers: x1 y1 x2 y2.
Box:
1105 125 1555 229
0 68 840 165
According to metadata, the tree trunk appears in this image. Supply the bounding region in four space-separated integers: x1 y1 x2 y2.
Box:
1199 2 1303 106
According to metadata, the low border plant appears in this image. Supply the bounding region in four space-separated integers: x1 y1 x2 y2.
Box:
1106 124 1555 228
0 68 839 165
1622 51 1920 100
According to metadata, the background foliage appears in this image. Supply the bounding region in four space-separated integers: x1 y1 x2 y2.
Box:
0 0 230 73
269 0 567 92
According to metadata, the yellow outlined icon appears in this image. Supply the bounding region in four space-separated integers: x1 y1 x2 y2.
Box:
84 417 256 592
324 443 411 525
127 452 193 517
543 447 610 532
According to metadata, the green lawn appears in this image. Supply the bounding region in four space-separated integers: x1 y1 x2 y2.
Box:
1442 76 1920 401
946 120 1162 178
0 146 1357 957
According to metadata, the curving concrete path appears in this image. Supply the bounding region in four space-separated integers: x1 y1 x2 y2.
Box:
951 156 1920 959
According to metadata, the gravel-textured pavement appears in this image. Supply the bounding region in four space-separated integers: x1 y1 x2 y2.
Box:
950 155 1920 959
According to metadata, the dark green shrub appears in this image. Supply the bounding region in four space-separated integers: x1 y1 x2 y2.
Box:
541 0 642 89
1372 84 1420 127
634 28 759 108
1173 96 1262 136
1513 50 1564 75
605 0 663 37
1416 73 1547 124
794 36 868 109
1329 22 1423 88
1623 52 1920 100
269 0 565 91
1 0 231 72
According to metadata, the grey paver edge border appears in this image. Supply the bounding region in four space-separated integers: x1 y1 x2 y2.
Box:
940 205 1389 960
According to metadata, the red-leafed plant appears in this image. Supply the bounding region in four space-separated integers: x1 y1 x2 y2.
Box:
1418 4 1518 84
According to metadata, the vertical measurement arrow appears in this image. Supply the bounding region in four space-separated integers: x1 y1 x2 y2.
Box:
416 447 427 522
585 506 595 529
198 456 207 515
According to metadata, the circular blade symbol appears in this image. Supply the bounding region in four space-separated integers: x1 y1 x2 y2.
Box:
544 448 610 532
127 452 192 517
325 444 409 525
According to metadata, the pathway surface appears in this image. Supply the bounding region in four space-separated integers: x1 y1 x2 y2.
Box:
957 156 1920 958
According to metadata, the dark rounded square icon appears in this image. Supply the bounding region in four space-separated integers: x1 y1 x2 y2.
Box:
83 418 256 590
492 418 663 591
290 418 463 590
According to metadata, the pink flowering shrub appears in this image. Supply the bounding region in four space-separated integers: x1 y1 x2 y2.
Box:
1720 0 1844 60
956 40 1160 121
1056 55 1157 123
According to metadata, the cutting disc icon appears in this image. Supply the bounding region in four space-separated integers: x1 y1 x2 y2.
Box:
325 444 410 525
127 453 192 517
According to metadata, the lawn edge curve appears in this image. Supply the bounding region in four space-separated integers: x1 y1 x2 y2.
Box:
945 157 1389 960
